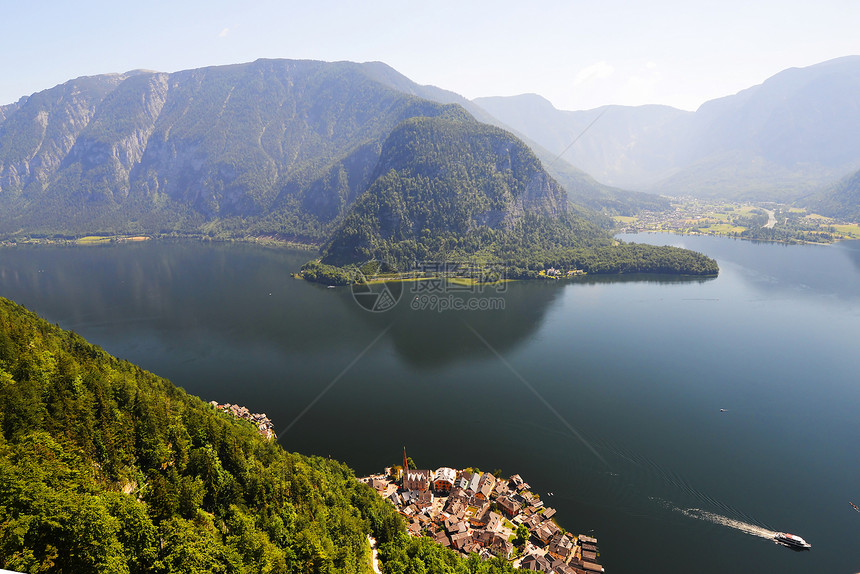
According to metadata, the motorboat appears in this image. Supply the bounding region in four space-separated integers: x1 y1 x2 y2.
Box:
774 532 811 549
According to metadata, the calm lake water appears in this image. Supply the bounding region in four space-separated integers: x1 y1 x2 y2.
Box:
1 234 859 574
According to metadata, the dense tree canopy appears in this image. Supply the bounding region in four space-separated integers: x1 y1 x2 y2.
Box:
0 296 521 573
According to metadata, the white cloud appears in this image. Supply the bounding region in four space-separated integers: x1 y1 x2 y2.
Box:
218 28 230 39
573 61 615 85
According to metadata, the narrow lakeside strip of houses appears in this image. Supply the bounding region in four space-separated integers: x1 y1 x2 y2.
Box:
209 401 276 440
360 461 604 574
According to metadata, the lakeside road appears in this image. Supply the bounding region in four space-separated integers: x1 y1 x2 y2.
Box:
368 535 381 574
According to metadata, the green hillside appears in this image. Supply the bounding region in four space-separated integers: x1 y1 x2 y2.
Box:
805 168 860 222
0 296 515 573
318 115 717 278
321 115 602 266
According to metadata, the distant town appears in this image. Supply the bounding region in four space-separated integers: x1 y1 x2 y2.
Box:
360 451 603 573
614 198 860 244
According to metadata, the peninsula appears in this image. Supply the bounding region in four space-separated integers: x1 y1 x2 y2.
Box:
361 453 604 573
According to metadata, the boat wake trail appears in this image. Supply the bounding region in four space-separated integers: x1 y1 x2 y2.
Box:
674 507 776 540
605 445 762 525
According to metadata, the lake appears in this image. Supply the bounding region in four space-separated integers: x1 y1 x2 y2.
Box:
1 234 859 573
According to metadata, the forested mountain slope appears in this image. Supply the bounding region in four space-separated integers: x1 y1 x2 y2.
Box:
321 115 602 267
805 168 860 222
0 296 517 573
318 115 717 278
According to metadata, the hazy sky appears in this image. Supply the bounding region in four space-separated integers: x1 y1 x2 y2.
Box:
3 0 859 111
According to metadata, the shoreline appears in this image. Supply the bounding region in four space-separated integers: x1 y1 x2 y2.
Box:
0 233 321 251
614 199 860 246
360 466 604 573
617 228 841 246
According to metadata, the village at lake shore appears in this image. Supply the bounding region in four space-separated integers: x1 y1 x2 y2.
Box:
209 401 276 440
360 452 604 573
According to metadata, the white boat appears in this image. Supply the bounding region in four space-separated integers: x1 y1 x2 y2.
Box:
774 532 811 549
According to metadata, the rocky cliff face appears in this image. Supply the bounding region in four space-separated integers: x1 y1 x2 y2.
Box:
0 60 495 236
53 73 170 203
0 59 609 246
0 74 126 197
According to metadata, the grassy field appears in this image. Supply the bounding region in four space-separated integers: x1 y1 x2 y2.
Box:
75 236 113 245
612 215 637 224
833 224 860 239
75 235 151 245
701 223 747 234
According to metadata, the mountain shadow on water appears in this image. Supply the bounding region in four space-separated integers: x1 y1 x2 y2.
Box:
0 243 718 377
343 279 565 368
839 239 860 273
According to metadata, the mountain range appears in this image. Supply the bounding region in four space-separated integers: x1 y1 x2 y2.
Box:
0 60 463 239
0 58 721 277
474 56 860 204
360 68 669 214
0 59 653 242
4 54 859 274
3 55 859 237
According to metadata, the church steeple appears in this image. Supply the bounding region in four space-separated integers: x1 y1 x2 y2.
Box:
402 446 408 485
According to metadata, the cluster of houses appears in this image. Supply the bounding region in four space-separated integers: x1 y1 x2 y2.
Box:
361 460 604 573
209 401 276 440
540 268 585 279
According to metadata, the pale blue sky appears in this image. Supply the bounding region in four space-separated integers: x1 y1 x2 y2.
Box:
3 0 859 111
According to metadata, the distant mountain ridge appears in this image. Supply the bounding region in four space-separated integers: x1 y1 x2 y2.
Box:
474 56 860 202
350 63 669 214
